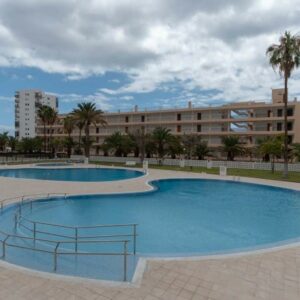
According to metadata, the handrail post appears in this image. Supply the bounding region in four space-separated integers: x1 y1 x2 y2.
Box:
30 200 33 212
133 224 137 255
2 235 9 258
33 222 36 242
123 241 128 282
14 213 18 230
75 228 78 253
53 242 60 271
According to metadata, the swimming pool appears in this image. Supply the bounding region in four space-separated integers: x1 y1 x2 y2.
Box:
0 167 143 182
0 179 300 281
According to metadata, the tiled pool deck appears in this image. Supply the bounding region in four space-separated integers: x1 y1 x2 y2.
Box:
0 164 300 300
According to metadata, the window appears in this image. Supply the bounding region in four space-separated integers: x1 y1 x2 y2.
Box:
287 108 293 116
268 110 271 117
96 127 99 134
177 113 181 121
287 122 293 131
288 135 293 144
277 109 283 117
141 115 145 122
277 123 282 131
197 125 202 132
197 113 202 120
267 123 271 131
125 127 129 133
125 116 129 123
177 125 181 132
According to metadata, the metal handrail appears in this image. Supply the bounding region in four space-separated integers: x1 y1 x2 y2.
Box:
0 193 67 211
12 194 138 254
0 230 131 281
0 193 139 281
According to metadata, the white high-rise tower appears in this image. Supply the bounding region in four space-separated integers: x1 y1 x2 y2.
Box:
15 90 58 140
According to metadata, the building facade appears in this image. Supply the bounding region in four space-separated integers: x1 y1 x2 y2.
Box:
15 90 58 140
37 89 300 156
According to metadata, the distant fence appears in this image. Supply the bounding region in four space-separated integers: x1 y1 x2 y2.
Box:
0 157 65 164
88 155 300 172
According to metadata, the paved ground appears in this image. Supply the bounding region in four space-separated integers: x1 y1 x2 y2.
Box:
0 164 300 300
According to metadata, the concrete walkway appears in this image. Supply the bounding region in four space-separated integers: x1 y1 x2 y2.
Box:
0 164 300 299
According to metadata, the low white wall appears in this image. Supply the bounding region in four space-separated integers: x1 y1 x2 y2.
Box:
89 155 300 172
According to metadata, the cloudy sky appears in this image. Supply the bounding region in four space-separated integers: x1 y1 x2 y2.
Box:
0 0 300 134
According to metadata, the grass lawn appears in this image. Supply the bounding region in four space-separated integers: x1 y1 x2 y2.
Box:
91 160 300 183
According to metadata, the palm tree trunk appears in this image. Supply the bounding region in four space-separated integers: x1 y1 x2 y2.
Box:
79 129 82 152
283 75 289 178
85 125 90 157
49 125 53 157
43 123 46 153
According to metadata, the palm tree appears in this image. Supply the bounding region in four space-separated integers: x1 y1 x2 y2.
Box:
152 127 173 163
47 108 58 155
0 131 9 152
222 136 244 161
194 141 210 160
103 132 135 157
266 31 300 178
103 132 124 157
292 143 300 162
76 120 85 154
181 134 198 159
72 102 106 157
63 116 75 157
129 129 147 161
258 136 283 173
168 135 183 159
37 105 53 152
8 136 17 152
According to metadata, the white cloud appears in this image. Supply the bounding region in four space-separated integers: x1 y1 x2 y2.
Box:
120 95 134 101
0 0 299 105
110 79 120 83
26 74 33 80
99 88 117 95
56 92 113 111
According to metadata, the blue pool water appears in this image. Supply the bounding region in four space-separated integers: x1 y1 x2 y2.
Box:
0 167 143 182
0 179 300 281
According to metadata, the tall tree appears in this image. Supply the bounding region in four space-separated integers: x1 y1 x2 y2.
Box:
72 102 106 157
37 105 53 152
47 107 58 155
76 120 85 154
266 31 300 178
63 116 75 157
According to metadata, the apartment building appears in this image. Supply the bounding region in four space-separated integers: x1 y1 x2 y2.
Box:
15 90 58 140
37 89 300 155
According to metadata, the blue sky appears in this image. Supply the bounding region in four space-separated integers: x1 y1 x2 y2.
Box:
0 0 300 134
